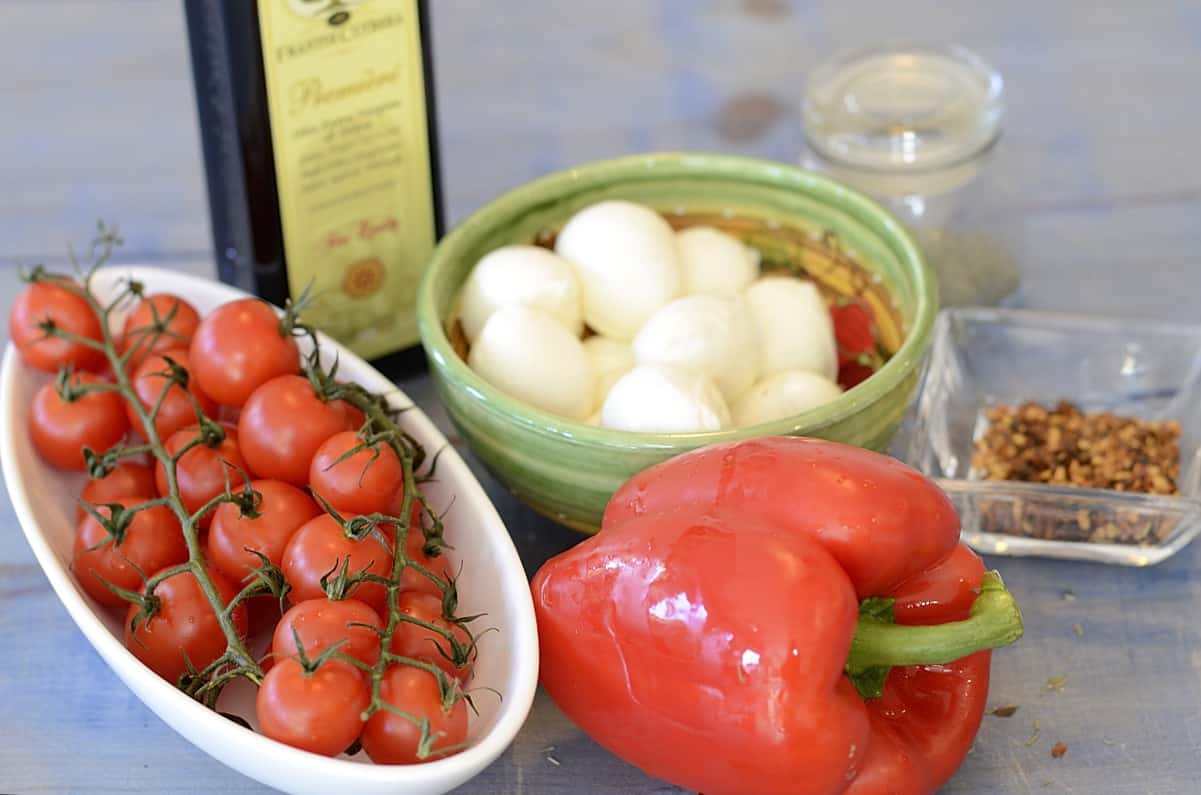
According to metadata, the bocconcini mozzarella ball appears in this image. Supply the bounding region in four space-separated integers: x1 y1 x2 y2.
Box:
744 276 838 380
632 295 760 402
459 245 582 341
600 364 731 433
582 336 635 409
554 200 681 340
733 370 843 427
468 306 594 420
676 226 760 297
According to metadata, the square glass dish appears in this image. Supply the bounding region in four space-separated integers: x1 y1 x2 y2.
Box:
894 307 1201 565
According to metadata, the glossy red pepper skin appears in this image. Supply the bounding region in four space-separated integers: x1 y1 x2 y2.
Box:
603 437 961 598
535 438 993 795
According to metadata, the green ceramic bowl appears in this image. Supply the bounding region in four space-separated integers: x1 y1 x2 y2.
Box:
417 152 936 532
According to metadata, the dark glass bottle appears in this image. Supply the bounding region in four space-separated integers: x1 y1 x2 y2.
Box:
185 0 442 368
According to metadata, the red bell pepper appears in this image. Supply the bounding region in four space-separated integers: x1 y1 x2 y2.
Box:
533 437 1022 795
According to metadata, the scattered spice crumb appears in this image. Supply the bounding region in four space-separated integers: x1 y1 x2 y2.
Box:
1051 741 1068 759
1103 738 1117 746
1045 673 1069 692
1026 720 1042 746
538 745 557 754
1073 623 1085 637
546 756 562 767
990 704 1020 717
1062 588 1077 602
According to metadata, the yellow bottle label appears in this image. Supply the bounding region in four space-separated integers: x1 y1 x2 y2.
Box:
257 0 436 359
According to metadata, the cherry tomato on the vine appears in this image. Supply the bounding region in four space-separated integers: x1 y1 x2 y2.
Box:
30 373 129 471
10 279 106 373
390 502 453 599
309 430 404 517
125 348 217 441
281 513 393 616
124 564 248 685
190 298 300 408
155 424 248 527
121 293 201 370
390 590 473 681
207 479 320 583
77 461 157 521
72 497 188 607
256 657 369 757
238 375 358 487
272 598 384 669
361 665 468 764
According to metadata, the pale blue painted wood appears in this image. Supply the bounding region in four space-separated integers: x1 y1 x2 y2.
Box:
2 0 1201 793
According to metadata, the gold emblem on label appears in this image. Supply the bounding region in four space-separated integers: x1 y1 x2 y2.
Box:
342 257 386 298
286 0 370 26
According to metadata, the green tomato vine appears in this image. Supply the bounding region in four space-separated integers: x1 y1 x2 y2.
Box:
28 223 484 759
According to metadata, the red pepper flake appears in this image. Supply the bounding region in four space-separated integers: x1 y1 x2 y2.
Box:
1051 741 1068 759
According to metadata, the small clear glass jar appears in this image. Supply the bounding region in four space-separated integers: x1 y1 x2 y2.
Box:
801 44 1020 307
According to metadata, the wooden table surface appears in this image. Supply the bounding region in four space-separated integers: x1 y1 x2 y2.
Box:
3 1 1201 793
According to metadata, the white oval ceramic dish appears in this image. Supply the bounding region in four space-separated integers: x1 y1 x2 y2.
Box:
0 266 540 795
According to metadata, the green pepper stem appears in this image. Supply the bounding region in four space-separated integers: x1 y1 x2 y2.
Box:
846 571 1023 670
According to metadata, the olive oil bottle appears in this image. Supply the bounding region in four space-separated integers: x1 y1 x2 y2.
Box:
184 0 442 365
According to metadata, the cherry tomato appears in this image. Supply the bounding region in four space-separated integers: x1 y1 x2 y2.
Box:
838 361 877 390
121 294 201 370
831 298 877 366
207 479 320 583
238 375 357 486
281 513 393 616
190 298 300 407
256 657 369 756
77 461 157 521
309 431 404 517
272 598 383 669
392 502 453 599
72 497 188 607
30 373 129 470
390 591 473 681
155 424 248 527
10 279 105 372
125 348 217 441
361 665 467 764
124 564 248 685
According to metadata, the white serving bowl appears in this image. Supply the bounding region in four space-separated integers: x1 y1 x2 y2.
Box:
0 266 539 795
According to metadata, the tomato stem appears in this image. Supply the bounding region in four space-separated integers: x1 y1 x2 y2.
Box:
846 571 1023 676
52 250 265 693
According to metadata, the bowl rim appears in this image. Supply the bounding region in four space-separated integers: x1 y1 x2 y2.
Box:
417 151 937 450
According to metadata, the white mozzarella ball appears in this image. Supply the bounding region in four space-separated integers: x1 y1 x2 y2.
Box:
554 200 681 340
459 245 582 341
468 306 595 420
582 336 635 409
676 226 760 297
632 295 760 402
744 276 838 380
733 370 844 427
600 364 731 433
